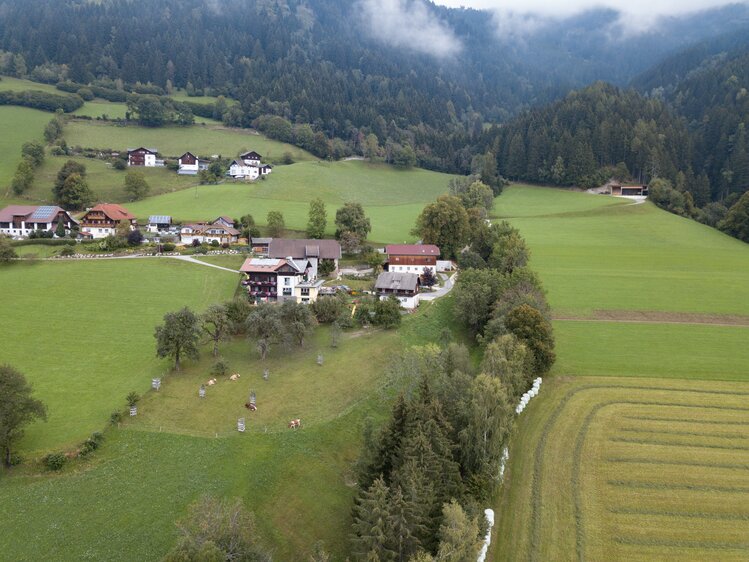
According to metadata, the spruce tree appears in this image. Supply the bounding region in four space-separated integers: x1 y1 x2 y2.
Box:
351 477 397 562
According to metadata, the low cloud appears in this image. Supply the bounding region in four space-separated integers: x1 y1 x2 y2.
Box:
442 0 749 35
359 0 463 58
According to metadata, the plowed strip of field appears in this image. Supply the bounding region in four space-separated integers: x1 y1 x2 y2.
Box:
554 310 749 327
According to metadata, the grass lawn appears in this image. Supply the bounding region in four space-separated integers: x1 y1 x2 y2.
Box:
126 160 454 243
0 106 50 191
25 155 199 204
64 120 313 162
0 258 238 452
495 376 749 561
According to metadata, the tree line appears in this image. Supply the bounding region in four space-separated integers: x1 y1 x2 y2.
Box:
349 189 555 559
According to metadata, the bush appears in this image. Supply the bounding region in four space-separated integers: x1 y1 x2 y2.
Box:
44 452 67 471
310 294 348 323
76 87 94 101
113 158 127 170
59 246 75 257
0 89 83 113
211 358 230 377
126 391 140 408
110 411 123 424
161 243 176 252
8 453 23 466
210 240 220 247
79 432 104 456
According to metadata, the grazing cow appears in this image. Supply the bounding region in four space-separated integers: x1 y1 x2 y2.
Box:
207 378 217 386
229 374 240 381
288 418 301 429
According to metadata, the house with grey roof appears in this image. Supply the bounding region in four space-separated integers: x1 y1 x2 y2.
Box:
0 205 77 238
375 271 421 309
147 215 173 234
261 237 342 279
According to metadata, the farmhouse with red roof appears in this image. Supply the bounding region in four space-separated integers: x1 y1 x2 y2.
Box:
79 204 137 239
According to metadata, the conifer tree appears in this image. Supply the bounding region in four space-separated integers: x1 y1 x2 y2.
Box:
351 477 397 562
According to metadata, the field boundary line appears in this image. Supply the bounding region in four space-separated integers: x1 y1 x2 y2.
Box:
606 457 749 471
553 316 749 328
608 507 749 520
609 436 749 451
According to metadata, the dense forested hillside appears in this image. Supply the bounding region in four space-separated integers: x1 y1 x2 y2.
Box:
1 0 748 175
483 82 693 189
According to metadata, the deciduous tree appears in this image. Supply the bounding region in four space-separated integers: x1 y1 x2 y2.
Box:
412 196 469 260
154 307 201 371
123 170 150 201
266 210 285 238
201 304 231 357
0 365 47 467
335 202 371 242
307 198 327 239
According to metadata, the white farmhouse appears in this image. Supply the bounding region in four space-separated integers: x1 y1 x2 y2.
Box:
127 147 160 167
178 152 200 175
0 205 77 238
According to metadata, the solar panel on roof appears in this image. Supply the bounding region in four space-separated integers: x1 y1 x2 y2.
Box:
29 206 57 220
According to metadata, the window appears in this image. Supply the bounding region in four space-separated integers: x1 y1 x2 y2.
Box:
283 288 292 296
301 288 310 295
284 277 291 286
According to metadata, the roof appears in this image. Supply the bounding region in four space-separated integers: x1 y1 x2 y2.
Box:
148 215 172 224
85 204 135 222
251 237 272 245
127 147 158 154
386 244 440 256
268 238 342 260
240 150 262 159
0 205 75 223
215 216 234 225
179 152 197 159
183 222 240 236
240 257 308 274
375 271 420 293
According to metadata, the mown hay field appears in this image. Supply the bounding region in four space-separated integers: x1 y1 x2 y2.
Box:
497 376 749 562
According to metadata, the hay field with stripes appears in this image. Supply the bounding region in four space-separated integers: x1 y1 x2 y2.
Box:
497 376 749 561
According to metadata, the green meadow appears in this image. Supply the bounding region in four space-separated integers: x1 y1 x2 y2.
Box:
0 258 238 452
0 106 50 191
27 155 199 204
65 120 313 162
127 160 454 242
495 186 749 317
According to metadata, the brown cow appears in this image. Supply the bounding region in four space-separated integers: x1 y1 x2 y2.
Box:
288 418 301 429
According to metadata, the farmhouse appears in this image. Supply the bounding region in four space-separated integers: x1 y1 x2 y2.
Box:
180 217 239 245
611 184 648 197
240 257 324 304
228 150 273 180
375 271 421 310
177 152 200 175
251 237 272 256
264 238 342 279
0 205 77 238
79 204 137 239
127 147 162 167
385 244 440 275
147 215 173 234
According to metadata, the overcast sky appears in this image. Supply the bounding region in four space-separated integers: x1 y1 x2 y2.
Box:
435 0 746 17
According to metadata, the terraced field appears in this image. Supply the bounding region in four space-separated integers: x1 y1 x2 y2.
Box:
498 376 749 561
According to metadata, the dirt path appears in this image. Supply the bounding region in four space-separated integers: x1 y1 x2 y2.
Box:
554 309 749 328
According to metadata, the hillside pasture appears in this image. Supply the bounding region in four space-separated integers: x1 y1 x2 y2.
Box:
0 106 50 191
126 160 454 242
26 155 198 204
0 258 238 452
64 120 313 162
497 376 749 562
495 186 749 317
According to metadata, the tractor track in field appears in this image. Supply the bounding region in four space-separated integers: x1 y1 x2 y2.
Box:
553 309 749 327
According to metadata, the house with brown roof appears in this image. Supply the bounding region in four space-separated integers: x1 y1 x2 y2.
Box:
385 244 440 275
180 217 240 245
262 238 342 279
127 147 161 167
240 257 324 304
79 204 137 239
0 205 77 238
178 152 200 175
375 271 421 310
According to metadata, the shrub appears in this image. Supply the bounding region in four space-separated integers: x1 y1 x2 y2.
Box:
311 294 348 323
44 452 67 471
161 243 176 252
110 411 123 424
59 246 75 257
210 240 220 247
8 453 23 466
79 432 104 456
211 358 230 377
76 87 94 101
126 391 140 408
113 158 127 170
